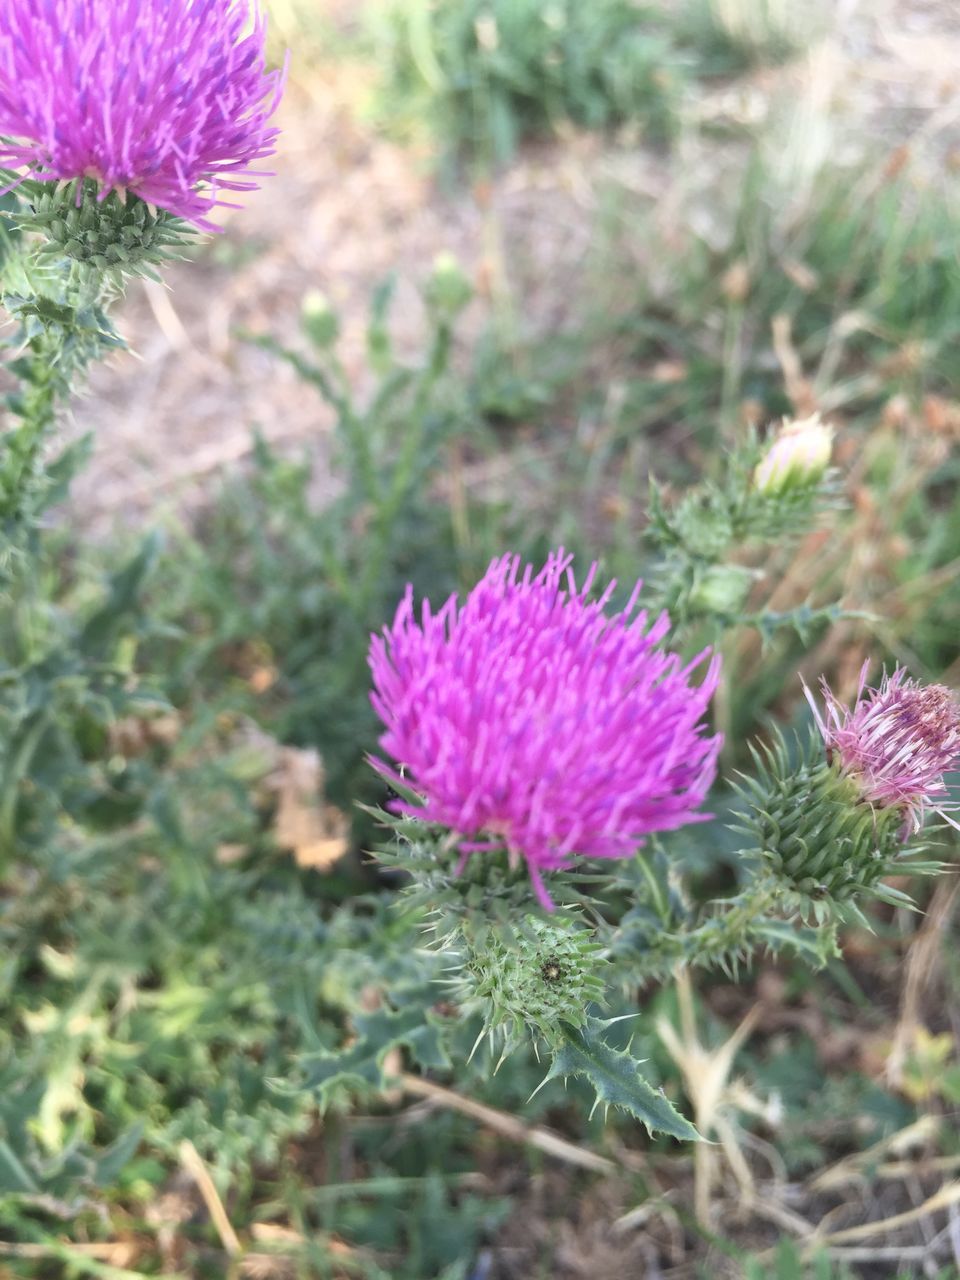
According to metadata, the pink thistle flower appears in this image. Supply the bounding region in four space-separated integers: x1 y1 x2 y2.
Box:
0 0 285 229
805 663 960 837
368 551 722 909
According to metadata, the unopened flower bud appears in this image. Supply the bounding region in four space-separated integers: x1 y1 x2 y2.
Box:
453 915 606 1045
753 414 833 495
689 564 754 617
474 15 499 52
301 290 340 348
738 731 905 905
425 252 473 319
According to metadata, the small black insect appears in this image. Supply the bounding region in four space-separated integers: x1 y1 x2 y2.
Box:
540 958 566 983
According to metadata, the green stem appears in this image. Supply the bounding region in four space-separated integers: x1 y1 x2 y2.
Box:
1 262 108 541
692 880 778 953
719 300 745 431
383 318 452 517
352 318 454 617
621 877 781 984
635 850 670 923
0 344 58 531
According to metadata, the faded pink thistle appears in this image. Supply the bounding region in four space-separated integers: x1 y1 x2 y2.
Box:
0 0 285 229
806 663 960 836
368 551 722 909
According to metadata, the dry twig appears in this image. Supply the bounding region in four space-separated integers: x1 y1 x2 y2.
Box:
179 1138 242 1257
813 1180 960 1248
400 1073 615 1174
809 1115 940 1192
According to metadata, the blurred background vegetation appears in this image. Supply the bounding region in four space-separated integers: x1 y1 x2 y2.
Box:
2 0 960 1276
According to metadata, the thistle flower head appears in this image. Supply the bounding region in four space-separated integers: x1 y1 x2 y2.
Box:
754 413 833 495
368 550 722 909
0 0 285 229
806 663 960 837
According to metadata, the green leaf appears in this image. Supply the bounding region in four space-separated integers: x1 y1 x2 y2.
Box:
543 1017 698 1142
37 433 93 512
79 531 163 656
0 1139 40 1194
294 993 451 1104
869 882 920 911
92 1122 145 1189
32 1242 181 1280
367 276 396 373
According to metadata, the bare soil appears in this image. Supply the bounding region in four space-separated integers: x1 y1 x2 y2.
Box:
63 0 960 535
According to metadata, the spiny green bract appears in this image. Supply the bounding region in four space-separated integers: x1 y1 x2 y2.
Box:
11 179 194 284
452 915 607 1044
371 807 596 945
733 727 940 914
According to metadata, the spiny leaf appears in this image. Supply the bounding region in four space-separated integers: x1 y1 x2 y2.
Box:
293 993 450 1103
543 1017 698 1142
869 882 921 911
0 1139 40 1194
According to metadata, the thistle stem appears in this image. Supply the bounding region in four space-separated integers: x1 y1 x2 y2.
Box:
622 877 779 984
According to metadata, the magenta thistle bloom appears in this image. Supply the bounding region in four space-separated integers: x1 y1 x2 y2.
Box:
368 551 722 908
0 0 285 228
806 663 960 837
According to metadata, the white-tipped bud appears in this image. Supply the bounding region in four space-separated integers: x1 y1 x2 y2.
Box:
426 251 472 318
474 14 499 52
753 414 833 495
301 290 339 348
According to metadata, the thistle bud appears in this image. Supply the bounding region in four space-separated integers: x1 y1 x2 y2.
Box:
721 259 750 304
425 252 473 319
688 564 754 617
753 414 833 496
301 290 340 348
738 730 906 907
451 915 606 1047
